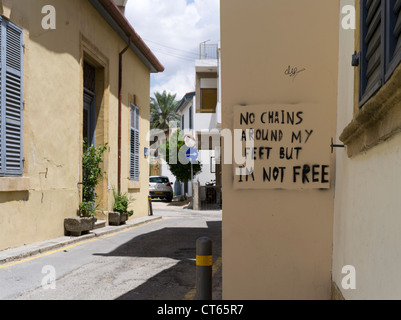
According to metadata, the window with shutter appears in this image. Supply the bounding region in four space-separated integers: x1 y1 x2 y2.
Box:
0 18 23 177
181 114 184 130
386 0 401 79
358 1 401 107
392 0 401 53
200 88 217 113
360 0 383 105
343 1 401 155
130 103 140 182
189 106 193 130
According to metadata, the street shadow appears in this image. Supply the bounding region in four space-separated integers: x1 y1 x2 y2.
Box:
94 221 222 300
200 201 222 211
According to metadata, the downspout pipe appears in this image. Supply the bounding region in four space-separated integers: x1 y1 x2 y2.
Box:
118 37 131 192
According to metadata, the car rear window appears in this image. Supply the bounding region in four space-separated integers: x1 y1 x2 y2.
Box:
150 177 170 183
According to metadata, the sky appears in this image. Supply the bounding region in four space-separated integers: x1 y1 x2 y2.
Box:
124 0 220 101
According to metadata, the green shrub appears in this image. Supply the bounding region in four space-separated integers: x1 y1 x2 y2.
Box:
113 188 134 216
79 141 108 217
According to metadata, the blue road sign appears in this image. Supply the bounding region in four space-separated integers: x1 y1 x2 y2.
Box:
186 148 199 162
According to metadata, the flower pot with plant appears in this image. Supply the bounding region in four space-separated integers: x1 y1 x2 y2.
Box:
109 188 134 226
65 141 107 236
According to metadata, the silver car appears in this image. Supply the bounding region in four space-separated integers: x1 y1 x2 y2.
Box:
149 176 174 202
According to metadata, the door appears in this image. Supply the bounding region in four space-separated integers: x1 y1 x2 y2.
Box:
83 89 95 146
83 61 96 146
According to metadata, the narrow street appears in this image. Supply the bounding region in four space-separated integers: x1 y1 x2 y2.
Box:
0 206 222 300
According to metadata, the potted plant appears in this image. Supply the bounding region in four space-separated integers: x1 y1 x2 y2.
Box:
65 141 108 236
109 188 134 226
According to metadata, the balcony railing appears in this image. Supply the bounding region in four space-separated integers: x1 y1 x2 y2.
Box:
199 42 219 60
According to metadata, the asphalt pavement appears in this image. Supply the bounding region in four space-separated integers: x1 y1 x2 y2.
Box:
0 200 222 300
0 199 195 265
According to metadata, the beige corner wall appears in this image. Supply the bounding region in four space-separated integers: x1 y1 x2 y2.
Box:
221 0 339 299
0 0 151 251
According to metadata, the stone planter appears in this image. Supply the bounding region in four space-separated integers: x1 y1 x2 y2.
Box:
108 212 128 226
64 217 96 237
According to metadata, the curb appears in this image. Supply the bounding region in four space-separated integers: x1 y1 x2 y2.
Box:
154 208 222 215
0 215 162 266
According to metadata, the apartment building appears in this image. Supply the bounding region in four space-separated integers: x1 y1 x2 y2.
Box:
156 43 222 204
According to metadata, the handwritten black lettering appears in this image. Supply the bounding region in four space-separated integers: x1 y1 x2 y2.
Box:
284 65 306 80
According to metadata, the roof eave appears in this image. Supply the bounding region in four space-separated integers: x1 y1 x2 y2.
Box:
176 92 195 113
89 0 164 73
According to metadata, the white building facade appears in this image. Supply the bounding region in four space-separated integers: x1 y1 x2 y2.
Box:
160 43 222 201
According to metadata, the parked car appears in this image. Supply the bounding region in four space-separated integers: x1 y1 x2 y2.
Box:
149 176 174 202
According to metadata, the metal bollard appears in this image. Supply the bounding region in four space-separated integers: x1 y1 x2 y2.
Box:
148 196 153 216
195 237 213 300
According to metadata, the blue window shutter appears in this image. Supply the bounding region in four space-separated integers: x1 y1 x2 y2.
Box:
0 16 3 175
0 20 23 177
385 0 401 80
360 0 383 105
392 0 401 53
135 107 140 180
130 104 140 181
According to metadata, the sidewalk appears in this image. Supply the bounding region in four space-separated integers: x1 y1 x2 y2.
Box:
151 198 222 213
151 198 192 211
0 215 162 266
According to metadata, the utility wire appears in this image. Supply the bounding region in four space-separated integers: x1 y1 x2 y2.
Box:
143 38 199 58
150 49 194 62
149 46 197 62
151 50 194 62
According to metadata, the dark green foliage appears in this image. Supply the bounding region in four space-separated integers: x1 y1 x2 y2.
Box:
159 130 202 183
150 91 181 130
79 141 108 217
113 188 134 216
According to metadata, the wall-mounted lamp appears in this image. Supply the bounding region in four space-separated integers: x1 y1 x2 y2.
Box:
352 51 360 67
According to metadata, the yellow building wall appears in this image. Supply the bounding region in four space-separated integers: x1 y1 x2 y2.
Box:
0 0 151 251
221 0 339 299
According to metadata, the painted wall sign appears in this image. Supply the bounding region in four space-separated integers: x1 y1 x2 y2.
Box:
233 104 331 190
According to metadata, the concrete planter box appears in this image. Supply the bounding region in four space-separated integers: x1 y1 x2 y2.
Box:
108 212 128 226
64 217 96 237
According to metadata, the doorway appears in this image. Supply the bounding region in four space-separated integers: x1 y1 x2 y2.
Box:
83 61 96 146
81 39 109 217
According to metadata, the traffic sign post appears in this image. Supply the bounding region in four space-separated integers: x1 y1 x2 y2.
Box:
185 148 199 162
184 134 197 149
185 148 199 206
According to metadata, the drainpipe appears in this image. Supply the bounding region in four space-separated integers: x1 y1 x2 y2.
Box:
118 37 131 192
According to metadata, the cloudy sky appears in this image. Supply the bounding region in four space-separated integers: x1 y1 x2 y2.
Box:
125 0 220 100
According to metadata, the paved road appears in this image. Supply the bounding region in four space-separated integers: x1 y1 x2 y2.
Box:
0 208 222 300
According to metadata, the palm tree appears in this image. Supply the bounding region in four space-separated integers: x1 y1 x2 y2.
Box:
150 91 180 131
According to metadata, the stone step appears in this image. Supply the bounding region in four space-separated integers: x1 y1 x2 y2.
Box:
94 220 106 230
